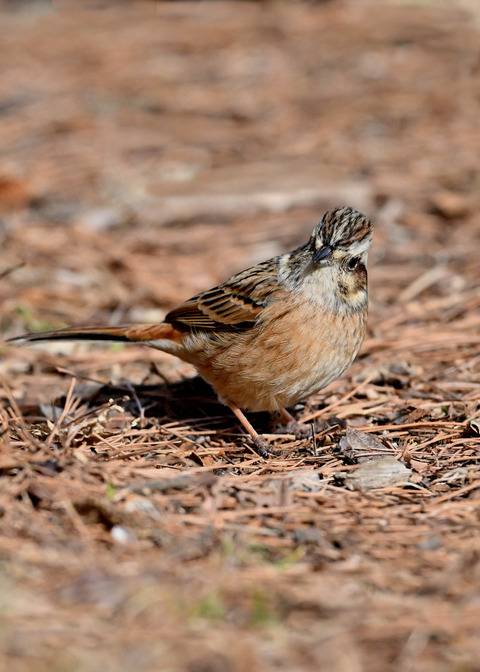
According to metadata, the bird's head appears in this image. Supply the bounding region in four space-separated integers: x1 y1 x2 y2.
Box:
280 206 373 313
310 206 373 273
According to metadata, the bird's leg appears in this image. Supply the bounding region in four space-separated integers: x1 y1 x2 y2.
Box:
278 408 310 437
228 402 272 458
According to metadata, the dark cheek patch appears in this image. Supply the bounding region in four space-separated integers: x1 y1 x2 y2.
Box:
339 265 366 299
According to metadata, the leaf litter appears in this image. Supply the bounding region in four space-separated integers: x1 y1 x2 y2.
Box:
1 2 480 671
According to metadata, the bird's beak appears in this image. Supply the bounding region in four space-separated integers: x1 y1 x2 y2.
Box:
313 245 332 266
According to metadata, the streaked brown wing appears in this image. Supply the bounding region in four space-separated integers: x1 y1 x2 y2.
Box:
165 260 281 330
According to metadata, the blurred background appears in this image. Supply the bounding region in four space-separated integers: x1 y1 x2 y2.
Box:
1 0 479 339
1 2 480 671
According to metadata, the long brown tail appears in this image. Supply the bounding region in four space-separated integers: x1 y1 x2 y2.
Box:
7 323 178 345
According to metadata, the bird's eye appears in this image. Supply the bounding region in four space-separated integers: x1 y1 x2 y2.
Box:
347 257 359 272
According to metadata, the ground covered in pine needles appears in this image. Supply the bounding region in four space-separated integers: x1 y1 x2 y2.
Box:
1 2 480 671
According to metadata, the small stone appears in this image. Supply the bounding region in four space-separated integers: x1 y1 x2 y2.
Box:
111 525 135 544
346 456 411 491
76 207 122 231
288 469 322 492
418 536 443 551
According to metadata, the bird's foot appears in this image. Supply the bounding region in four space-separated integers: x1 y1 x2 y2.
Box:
277 410 346 439
283 418 312 438
252 436 283 459
228 401 282 459
276 408 312 439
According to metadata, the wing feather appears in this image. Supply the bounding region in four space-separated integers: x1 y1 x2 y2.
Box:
165 260 281 330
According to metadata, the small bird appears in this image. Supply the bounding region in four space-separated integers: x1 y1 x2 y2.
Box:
9 206 373 457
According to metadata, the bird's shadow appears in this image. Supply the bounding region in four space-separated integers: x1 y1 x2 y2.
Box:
73 375 275 435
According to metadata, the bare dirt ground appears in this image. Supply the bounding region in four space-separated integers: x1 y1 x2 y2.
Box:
1 1 480 670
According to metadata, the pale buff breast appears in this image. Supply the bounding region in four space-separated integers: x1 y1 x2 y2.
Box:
182 299 367 412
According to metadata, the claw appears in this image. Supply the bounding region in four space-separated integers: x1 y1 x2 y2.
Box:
277 408 311 438
253 436 271 459
252 437 284 458
285 419 311 438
